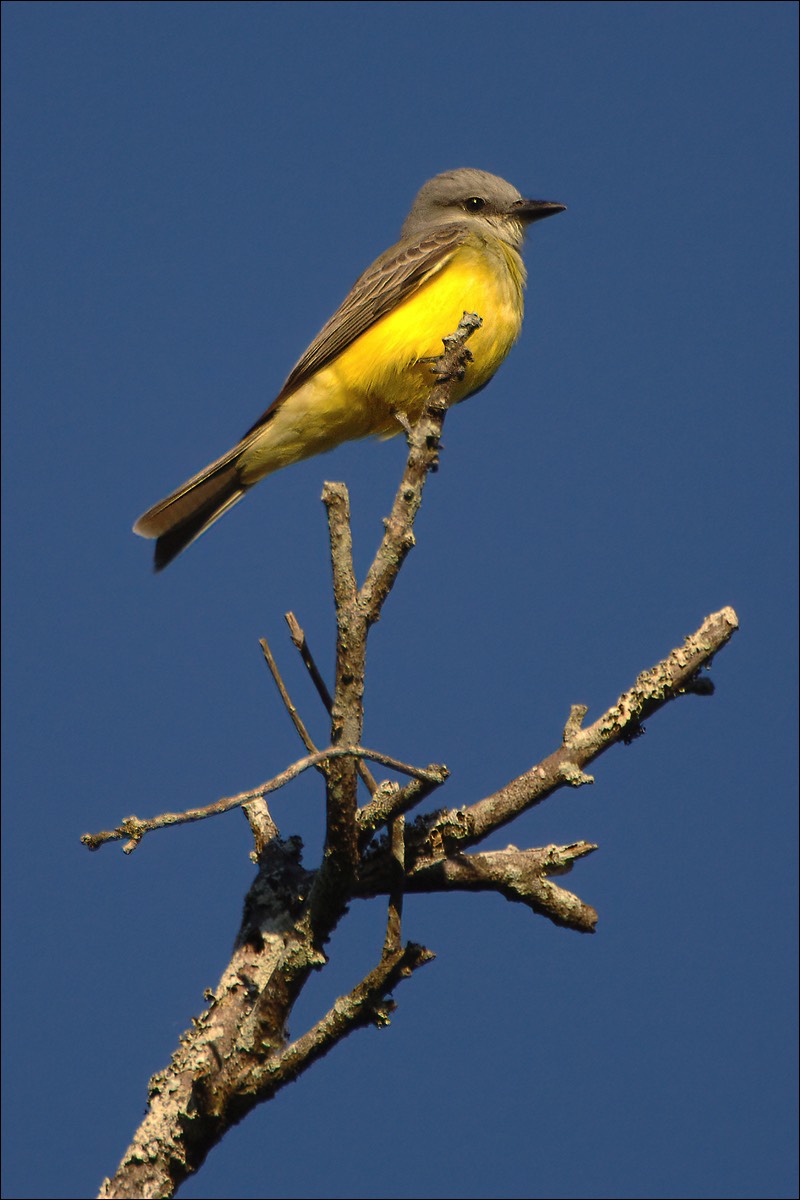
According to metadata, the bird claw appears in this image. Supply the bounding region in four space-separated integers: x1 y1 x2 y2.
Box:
392 410 414 436
420 347 473 381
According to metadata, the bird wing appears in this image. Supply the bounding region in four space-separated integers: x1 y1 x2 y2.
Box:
242 222 469 437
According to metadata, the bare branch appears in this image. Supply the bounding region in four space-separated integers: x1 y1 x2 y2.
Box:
322 483 358 616
322 482 364 880
267 938 435 1079
424 607 739 853
350 609 739 939
81 746 445 852
91 306 740 1198
359 843 599 934
98 930 433 1200
357 767 450 843
320 314 483 886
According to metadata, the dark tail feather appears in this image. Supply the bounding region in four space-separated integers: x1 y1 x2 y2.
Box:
153 480 246 570
134 452 247 571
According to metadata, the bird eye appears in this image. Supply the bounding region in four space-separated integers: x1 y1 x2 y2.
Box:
464 196 486 212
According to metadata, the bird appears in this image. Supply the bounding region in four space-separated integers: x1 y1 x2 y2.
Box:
133 168 565 570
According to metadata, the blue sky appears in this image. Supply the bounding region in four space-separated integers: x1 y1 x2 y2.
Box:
2 3 797 1198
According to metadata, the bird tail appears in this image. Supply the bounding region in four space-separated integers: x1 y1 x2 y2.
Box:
133 443 249 571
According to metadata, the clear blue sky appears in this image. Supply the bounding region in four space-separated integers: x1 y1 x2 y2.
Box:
2 3 797 1198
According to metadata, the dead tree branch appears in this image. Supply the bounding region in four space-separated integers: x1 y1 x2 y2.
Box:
90 315 738 1198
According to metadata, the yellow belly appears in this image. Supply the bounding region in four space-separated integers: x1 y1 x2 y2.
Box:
240 235 526 482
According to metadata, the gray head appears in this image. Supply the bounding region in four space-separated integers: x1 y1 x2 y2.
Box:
401 168 565 248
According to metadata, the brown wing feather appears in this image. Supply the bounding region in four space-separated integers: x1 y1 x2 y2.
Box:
242 223 468 438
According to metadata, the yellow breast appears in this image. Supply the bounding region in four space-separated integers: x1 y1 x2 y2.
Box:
239 234 527 481
333 235 527 431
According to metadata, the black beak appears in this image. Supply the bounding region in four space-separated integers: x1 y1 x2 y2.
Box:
511 198 566 223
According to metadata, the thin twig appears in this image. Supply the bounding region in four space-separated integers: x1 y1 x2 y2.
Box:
82 745 446 852
259 636 319 757
284 611 378 795
285 612 334 710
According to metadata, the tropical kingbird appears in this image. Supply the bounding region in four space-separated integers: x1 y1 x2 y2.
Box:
134 168 564 569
